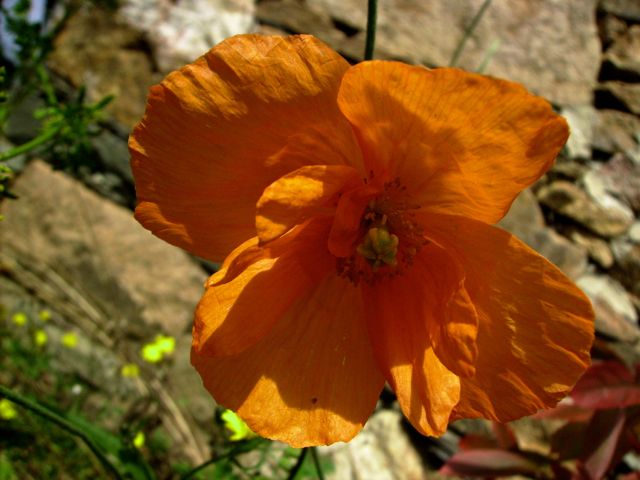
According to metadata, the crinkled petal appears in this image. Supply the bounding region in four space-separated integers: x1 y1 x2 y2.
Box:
256 165 361 243
337 62 569 224
131 34 363 261
421 212 595 422
192 273 385 447
363 242 478 435
193 218 333 357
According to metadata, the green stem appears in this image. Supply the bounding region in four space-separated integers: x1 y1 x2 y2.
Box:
310 447 324 480
364 0 378 60
180 438 263 480
0 384 123 479
449 0 493 67
0 127 59 162
286 447 308 480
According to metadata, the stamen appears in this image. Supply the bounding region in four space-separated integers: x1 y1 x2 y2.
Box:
336 177 428 285
356 226 399 269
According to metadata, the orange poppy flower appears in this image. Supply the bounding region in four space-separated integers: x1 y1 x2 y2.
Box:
130 34 594 447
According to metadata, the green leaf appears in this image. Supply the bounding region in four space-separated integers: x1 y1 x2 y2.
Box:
0 452 16 480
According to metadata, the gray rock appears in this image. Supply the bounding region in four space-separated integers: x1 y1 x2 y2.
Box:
550 159 590 180
629 221 640 243
537 180 633 238
599 0 640 22
499 189 588 279
527 227 589 280
597 82 640 115
257 0 347 52
92 129 134 184
592 110 640 156
611 238 640 296
598 13 628 47
321 409 427 480
0 160 207 336
119 0 256 73
561 105 596 160
582 167 636 218
305 0 600 106
48 2 156 129
586 153 640 213
603 24 640 80
577 274 639 342
499 188 546 235
570 230 615 269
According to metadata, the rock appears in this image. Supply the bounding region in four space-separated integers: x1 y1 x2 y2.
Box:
577 274 639 342
630 221 640 243
582 167 636 218
611 239 640 296
0 160 207 336
592 110 640 156
528 228 589 280
303 0 600 106
119 0 256 73
3 90 45 145
570 230 614 268
499 188 546 234
538 181 633 238
561 105 596 160
499 189 587 279
321 409 427 480
597 82 640 115
48 2 156 129
598 13 628 47
257 0 347 54
93 130 134 184
550 159 589 180
599 0 640 22
586 153 640 213
603 24 640 81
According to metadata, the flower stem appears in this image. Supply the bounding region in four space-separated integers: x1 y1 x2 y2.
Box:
310 446 325 480
364 0 378 60
180 437 264 479
449 0 493 67
0 384 123 479
286 447 308 480
0 126 59 162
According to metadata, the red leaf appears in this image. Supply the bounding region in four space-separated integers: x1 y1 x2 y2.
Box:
579 409 626 480
439 449 539 477
571 362 640 410
535 400 594 422
492 422 517 450
458 434 498 451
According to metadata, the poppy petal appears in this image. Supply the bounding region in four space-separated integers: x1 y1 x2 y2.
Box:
422 212 595 421
191 273 385 447
337 62 568 224
131 34 362 261
256 165 362 243
194 218 333 357
363 242 478 435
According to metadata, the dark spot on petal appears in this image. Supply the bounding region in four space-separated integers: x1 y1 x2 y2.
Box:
311 397 318 404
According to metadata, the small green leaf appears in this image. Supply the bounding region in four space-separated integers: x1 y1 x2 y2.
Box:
221 409 256 441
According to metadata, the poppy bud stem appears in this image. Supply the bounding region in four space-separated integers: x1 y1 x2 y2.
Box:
364 0 378 61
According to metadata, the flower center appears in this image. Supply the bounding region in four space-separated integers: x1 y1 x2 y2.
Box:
336 177 427 285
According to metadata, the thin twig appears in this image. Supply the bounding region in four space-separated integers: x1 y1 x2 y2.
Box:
364 0 378 60
449 0 493 67
286 448 308 480
0 385 123 479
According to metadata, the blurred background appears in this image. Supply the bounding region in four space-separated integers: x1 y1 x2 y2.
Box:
0 0 639 478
